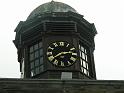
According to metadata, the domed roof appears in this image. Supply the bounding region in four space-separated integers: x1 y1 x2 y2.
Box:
27 1 77 20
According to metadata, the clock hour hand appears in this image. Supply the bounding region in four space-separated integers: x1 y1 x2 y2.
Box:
63 51 72 54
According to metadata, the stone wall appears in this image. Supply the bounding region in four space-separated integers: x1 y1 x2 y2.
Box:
0 78 124 93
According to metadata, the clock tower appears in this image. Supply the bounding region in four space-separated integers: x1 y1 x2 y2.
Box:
13 1 97 79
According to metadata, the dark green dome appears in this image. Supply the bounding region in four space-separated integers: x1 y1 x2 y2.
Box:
27 1 77 20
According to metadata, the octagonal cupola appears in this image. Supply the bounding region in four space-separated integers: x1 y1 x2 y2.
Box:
13 1 97 79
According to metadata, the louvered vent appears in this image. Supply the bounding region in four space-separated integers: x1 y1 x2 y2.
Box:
45 21 76 32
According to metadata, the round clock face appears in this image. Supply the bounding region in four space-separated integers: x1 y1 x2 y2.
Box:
47 41 77 67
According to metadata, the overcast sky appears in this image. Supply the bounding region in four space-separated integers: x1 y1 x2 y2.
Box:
0 0 124 80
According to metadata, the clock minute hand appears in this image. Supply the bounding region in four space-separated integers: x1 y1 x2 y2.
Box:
54 51 73 58
54 52 63 58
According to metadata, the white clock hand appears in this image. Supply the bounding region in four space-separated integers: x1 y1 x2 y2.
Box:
63 51 72 54
54 51 74 58
54 52 63 58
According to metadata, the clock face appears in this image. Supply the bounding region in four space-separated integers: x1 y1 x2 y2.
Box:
47 41 77 67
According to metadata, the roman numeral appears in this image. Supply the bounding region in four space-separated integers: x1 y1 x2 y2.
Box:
48 46 54 50
59 42 64 46
53 59 58 65
47 52 52 55
48 56 54 61
53 43 58 47
70 57 76 62
66 43 69 47
70 47 75 51
60 61 65 67
67 61 72 65
72 53 77 56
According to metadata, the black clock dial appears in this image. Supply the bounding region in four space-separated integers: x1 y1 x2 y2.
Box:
47 41 77 67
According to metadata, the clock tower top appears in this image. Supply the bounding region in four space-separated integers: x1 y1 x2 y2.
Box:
13 1 97 79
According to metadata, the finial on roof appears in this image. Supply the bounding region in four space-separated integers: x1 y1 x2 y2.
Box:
51 0 55 2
